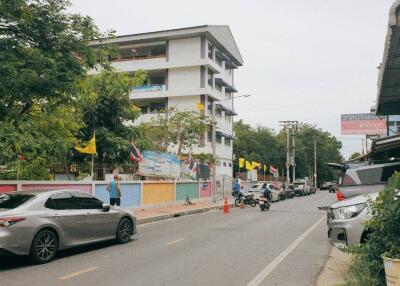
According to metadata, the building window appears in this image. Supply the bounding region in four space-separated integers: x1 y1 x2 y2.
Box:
208 69 214 88
223 162 227 167
216 109 222 119
208 43 213 60
228 162 232 167
215 82 222 92
150 102 166 113
225 138 231 146
207 129 212 142
216 134 222 144
225 114 231 122
216 160 221 167
216 56 222 67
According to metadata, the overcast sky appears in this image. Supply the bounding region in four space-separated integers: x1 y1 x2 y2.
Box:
69 0 395 159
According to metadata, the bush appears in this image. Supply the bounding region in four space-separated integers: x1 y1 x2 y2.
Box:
346 172 400 286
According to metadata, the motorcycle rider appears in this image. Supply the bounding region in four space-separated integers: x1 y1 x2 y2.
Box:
260 183 272 202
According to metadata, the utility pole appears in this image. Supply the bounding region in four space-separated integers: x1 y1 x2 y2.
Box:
314 139 317 188
279 121 301 185
286 126 290 186
211 98 216 203
292 130 296 182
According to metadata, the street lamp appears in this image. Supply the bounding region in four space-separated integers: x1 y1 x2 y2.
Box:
211 94 251 203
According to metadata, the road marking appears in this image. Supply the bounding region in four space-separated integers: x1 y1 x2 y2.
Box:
165 238 184 246
58 266 99 281
246 216 325 286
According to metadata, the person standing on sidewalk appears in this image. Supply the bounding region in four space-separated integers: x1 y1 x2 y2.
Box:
107 174 121 206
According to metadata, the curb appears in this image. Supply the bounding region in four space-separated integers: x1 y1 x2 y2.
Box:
137 203 235 225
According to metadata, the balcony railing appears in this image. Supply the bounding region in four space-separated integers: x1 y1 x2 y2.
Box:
112 54 166 62
130 84 166 93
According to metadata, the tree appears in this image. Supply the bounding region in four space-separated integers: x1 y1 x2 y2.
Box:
349 152 362 161
233 120 343 183
77 69 148 166
0 0 109 123
143 109 213 156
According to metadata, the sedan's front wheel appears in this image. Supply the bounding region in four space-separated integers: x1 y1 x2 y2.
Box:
30 229 58 264
116 218 133 244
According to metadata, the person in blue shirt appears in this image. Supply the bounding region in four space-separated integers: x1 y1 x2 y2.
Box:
107 175 121 206
232 180 240 196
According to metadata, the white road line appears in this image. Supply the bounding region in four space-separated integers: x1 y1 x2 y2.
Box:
246 216 325 286
165 238 184 246
58 266 99 281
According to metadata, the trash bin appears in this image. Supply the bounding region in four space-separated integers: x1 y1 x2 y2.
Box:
383 257 400 286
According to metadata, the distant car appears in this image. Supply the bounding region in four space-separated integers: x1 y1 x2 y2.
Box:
249 183 280 202
328 182 338 193
321 181 337 191
0 190 136 264
293 180 311 196
327 192 378 249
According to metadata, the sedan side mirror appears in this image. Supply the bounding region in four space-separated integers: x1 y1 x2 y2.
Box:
102 203 111 212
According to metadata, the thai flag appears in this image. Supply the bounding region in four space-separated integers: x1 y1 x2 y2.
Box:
130 142 144 163
270 165 278 174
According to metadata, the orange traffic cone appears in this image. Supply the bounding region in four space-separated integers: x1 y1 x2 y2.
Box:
240 200 245 209
223 197 229 214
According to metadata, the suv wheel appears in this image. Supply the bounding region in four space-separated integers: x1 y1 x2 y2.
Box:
116 218 133 244
30 229 58 264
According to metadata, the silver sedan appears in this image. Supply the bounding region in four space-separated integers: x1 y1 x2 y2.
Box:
0 189 136 264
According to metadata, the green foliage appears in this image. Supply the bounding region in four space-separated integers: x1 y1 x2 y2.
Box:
0 105 83 179
233 121 343 183
349 152 362 161
234 120 285 173
346 173 400 286
0 0 109 122
78 69 147 165
143 109 213 155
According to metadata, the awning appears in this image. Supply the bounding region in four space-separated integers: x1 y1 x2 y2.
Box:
376 1 400 115
216 103 238 116
215 78 238 93
216 131 235 140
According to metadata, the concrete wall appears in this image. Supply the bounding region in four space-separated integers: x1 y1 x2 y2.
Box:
169 37 201 65
95 183 141 208
168 67 200 92
142 182 175 205
176 182 199 201
0 180 212 208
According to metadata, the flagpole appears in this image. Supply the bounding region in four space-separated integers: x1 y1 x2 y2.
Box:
91 154 94 180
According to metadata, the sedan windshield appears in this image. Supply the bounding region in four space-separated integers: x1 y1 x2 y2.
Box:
0 194 35 209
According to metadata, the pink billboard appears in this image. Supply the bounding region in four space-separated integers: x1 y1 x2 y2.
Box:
341 113 387 135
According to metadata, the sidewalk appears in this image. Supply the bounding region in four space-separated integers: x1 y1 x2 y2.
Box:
135 199 235 225
316 247 351 286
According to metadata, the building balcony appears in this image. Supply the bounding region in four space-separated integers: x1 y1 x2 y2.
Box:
129 84 167 100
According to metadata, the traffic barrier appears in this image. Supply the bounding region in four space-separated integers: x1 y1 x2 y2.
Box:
223 197 229 214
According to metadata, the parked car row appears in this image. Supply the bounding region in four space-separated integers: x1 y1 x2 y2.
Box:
245 180 316 205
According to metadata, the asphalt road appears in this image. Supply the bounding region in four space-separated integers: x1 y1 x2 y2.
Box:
0 191 336 286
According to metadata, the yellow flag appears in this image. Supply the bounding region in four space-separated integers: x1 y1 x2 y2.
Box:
75 133 96 154
252 161 260 169
263 164 267 172
196 102 205 110
245 161 253 171
239 158 245 168
132 104 141 112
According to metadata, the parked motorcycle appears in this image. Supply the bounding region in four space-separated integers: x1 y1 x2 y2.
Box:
234 193 257 207
258 195 271 211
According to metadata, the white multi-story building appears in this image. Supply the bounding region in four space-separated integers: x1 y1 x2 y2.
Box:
91 25 243 177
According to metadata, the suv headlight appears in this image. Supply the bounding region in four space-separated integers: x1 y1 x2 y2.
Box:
332 203 366 219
